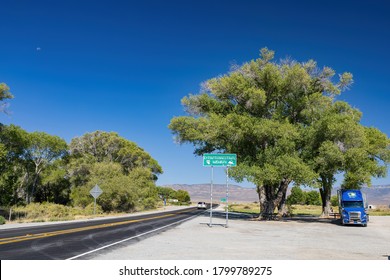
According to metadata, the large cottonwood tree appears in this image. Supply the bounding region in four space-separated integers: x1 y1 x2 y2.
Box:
169 48 388 217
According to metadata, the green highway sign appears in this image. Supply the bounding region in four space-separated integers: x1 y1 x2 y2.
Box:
220 198 227 202
203 153 237 167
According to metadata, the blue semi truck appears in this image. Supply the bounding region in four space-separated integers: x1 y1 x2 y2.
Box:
338 189 369 227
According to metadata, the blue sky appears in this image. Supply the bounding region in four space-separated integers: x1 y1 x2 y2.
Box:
1 0 389 187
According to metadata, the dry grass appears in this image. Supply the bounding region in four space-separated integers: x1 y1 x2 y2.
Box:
230 203 390 217
229 202 260 215
368 205 390 216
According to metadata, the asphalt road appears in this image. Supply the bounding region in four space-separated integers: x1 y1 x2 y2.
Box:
0 207 202 260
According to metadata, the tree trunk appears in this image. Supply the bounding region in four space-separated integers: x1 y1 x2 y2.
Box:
256 185 266 215
320 175 332 217
262 199 276 218
254 178 293 220
277 189 288 217
277 179 290 217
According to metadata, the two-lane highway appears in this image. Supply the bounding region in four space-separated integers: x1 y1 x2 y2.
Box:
0 207 203 260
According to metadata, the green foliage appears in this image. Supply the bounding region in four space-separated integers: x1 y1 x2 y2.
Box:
141 197 158 210
0 83 13 114
69 131 162 176
169 48 356 215
67 131 163 212
330 195 339 207
168 47 389 216
70 162 139 212
287 186 306 205
157 186 177 199
305 190 321 206
0 215 6 225
176 189 191 203
157 187 191 204
287 187 321 206
0 124 162 214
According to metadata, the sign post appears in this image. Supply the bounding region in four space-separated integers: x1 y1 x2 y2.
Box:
210 166 213 226
226 166 229 228
203 154 236 227
89 184 103 215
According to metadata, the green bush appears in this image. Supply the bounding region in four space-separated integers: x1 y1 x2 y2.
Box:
331 195 339 207
287 186 306 205
305 191 321 206
0 215 6 225
142 197 157 210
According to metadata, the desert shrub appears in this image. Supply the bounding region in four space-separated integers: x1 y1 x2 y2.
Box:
0 215 6 225
84 202 103 215
142 197 158 210
13 203 73 221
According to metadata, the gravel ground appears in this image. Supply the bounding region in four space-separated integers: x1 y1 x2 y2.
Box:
92 209 390 260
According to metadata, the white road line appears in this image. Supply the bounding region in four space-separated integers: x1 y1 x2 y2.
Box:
67 212 200 260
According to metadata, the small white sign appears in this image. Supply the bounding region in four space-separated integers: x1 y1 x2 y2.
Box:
90 184 103 199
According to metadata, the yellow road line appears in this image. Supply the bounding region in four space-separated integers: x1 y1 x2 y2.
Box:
0 209 194 246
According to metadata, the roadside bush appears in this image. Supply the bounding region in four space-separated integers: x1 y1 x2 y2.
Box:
0 215 6 225
84 202 103 215
142 197 158 210
13 203 73 221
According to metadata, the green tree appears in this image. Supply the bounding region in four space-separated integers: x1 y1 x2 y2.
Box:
305 190 321 206
68 131 162 212
0 83 13 114
169 48 351 217
23 132 68 203
286 186 306 205
169 48 388 218
69 131 162 177
330 195 339 207
176 189 191 203
156 186 177 200
0 124 30 205
342 127 389 189
0 125 69 205
37 159 70 204
304 102 389 215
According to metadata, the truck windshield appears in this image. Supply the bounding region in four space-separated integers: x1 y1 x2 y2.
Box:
342 201 364 208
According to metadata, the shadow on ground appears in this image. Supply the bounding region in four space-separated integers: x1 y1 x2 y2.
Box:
280 216 341 225
202 210 369 227
201 210 255 220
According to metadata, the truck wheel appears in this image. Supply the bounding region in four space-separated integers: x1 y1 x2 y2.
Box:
363 223 367 227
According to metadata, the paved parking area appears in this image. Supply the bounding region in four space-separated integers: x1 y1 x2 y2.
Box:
92 211 390 260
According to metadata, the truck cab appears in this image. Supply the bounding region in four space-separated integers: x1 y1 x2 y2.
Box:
338 189 368 227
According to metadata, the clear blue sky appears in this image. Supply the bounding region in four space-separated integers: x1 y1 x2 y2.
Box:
1 0 389 187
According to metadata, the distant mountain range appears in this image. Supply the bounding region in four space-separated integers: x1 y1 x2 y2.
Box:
164 184 390 206
338 185 390 206
167 184 259 203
